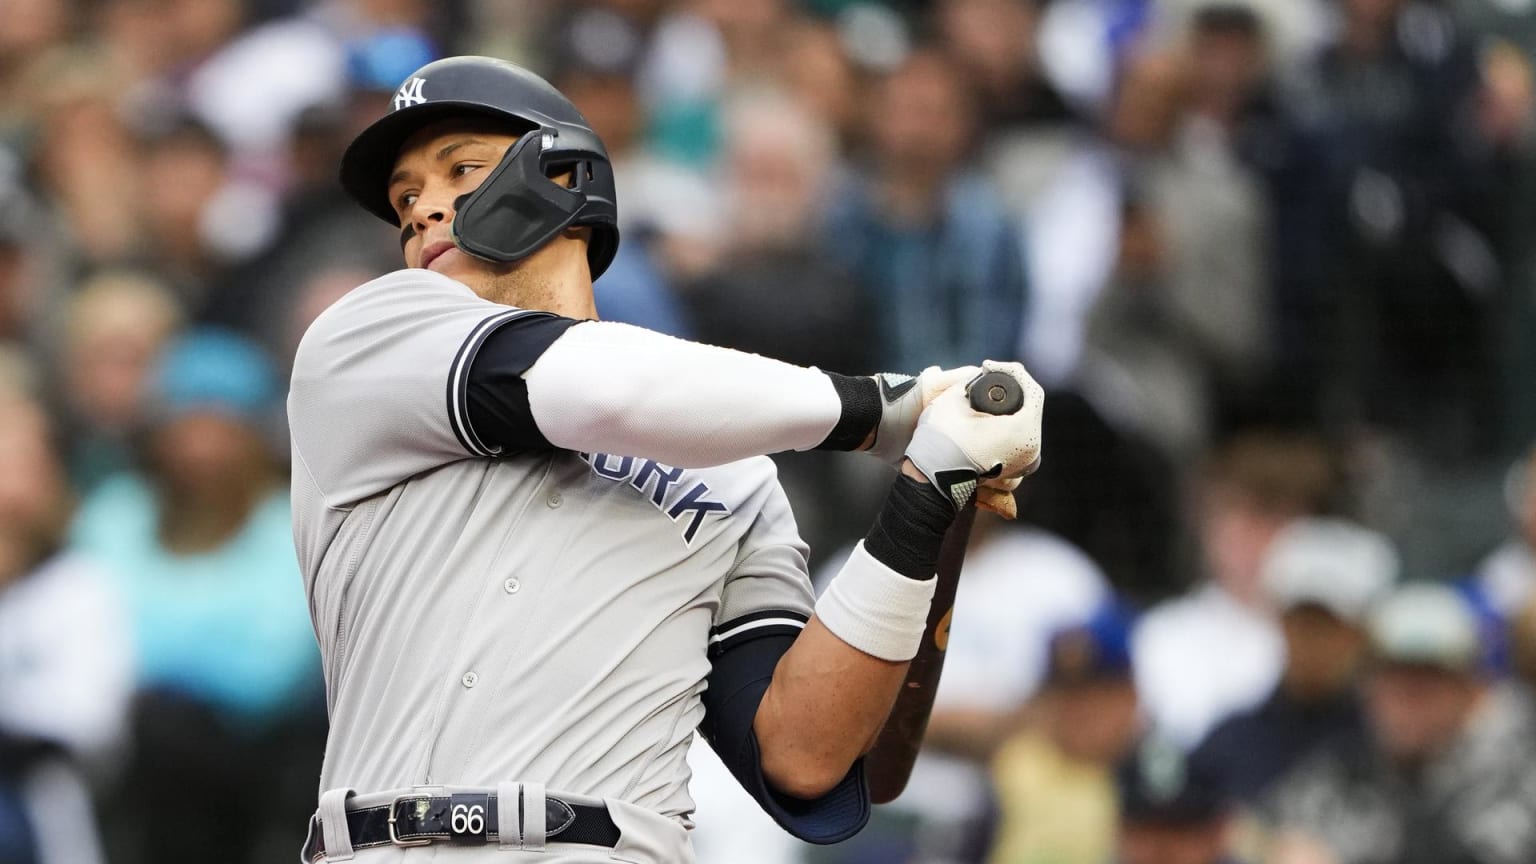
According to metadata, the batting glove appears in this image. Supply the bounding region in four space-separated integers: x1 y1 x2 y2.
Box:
904 361 1044 510
867 365 981 465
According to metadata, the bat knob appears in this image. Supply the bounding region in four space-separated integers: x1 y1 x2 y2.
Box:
967 370 1025 416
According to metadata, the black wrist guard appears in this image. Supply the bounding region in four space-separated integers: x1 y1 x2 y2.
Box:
863 474 957 581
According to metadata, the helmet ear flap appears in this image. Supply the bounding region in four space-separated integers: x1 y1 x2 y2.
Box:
451 131 584 264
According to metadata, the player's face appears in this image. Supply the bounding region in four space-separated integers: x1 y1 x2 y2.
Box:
386 119 592 314
388 121 522 285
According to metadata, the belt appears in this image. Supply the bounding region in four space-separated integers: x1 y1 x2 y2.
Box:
302 790 620 860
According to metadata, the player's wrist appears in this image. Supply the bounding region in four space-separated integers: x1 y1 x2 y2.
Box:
815 372 881 452
814 540 937 662
863 474 956 581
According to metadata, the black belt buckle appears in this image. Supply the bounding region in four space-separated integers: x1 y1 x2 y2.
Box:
448 792 491 843
388 795 432 847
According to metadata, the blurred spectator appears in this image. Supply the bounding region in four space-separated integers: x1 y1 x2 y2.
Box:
133 114 277 327
25 52 144 268
1115 736 1244 864
959 0 1118 392
278 264 381 372
825 48 1027 371
1268 583 1536 864
988 600 1140 864
806 521 1109 864
1192 518 1399 806
776 19 861 148
1271 0 1502 456
179 5 348 169
54 270 183 492
1012 390 1183 604
550 6 695 335
102 0 351 176
1513 593 1536 689
1135 430 1338 748
681 86 873 553
69 328 322 864
936 0 1073 130
0 0 71 142
685 87 867 372
0 370 133 864
1474 444 1536 622
1152 0 1329 63
1084 4 1279 462
0 153 31 344
237 102 397 357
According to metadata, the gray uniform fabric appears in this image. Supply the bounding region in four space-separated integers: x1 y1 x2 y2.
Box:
289 270 816 861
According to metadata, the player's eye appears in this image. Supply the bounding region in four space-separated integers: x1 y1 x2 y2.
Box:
453 162 482 178
395 191 419 213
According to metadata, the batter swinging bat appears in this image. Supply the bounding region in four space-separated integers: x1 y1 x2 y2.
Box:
865 369 1027 804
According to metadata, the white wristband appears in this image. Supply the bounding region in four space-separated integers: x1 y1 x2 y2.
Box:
814 540 937 662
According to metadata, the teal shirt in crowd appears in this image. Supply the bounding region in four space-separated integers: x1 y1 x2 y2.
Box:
70 475 320 727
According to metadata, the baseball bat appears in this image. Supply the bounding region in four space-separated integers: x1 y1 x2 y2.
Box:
865 370 1026 804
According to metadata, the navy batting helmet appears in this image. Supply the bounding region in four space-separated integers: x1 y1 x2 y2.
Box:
339 56 620 279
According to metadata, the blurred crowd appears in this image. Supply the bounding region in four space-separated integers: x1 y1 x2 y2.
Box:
2 0 1536 863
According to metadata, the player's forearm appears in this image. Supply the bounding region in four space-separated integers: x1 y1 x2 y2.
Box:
753 617 908 799
522 321 879 467
754 467 955 798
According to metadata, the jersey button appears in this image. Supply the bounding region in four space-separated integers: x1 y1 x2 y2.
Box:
503 578 521 594
461 671 479 689
547 491 562 508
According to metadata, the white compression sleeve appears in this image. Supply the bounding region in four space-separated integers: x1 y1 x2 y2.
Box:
523 321 844 468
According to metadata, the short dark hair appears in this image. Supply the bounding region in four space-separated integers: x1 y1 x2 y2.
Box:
1201 430 1339 516
1192 3 1264 39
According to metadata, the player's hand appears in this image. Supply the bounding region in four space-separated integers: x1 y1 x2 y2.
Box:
866 365 981 465
976 477 1021 519
903 361 1043 510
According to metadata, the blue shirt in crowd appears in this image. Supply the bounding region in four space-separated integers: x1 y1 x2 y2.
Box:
69 475 320 727
823 170 1028 371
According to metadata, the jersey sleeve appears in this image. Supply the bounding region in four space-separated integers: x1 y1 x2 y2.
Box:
711 479 815 650
288 270 562 508
697 476 870 845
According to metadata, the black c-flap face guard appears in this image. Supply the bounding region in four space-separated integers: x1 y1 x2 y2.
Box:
451 128 604 265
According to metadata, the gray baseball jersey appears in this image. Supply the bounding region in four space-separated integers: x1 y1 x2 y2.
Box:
288 270 818 860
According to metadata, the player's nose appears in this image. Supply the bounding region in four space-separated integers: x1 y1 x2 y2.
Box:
410 184 456 234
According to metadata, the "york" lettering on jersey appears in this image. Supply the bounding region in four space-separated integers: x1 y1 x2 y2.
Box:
579 453 730 545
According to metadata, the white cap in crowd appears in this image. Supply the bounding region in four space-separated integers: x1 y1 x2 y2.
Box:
1262 517 1400 622
1369 583 1482 672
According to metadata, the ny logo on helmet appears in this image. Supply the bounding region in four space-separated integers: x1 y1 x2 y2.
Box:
393 77 427 110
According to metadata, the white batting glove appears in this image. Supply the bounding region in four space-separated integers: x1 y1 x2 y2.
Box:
904 361 1044 510
867 365 981 465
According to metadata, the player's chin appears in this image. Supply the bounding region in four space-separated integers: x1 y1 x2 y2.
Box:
434 253 515 290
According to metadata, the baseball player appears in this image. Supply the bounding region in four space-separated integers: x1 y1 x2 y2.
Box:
288 56 1043 863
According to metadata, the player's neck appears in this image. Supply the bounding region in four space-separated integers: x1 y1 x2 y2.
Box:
481 272 597 318
471 235 597 317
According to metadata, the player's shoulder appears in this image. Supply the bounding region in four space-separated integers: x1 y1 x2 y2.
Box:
292 268 506 372
306 268 478 329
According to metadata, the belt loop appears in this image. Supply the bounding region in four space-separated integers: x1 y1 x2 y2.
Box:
522 781 547 851
496 781 519 850
318 787 357 861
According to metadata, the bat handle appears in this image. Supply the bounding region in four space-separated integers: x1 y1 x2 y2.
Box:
966 370 1026 416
